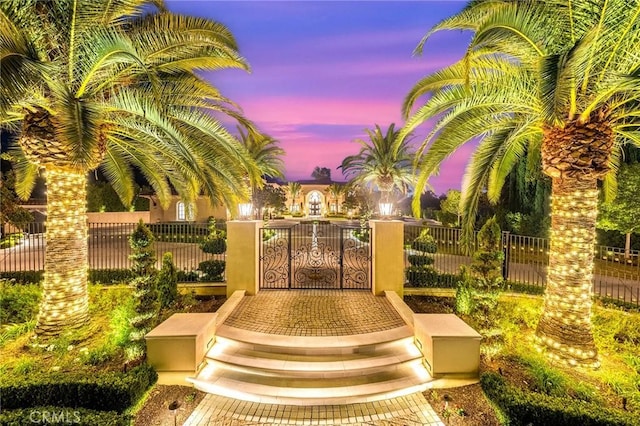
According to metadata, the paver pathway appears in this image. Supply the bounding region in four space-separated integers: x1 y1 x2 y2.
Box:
223 290 405 336
184 393 443 425
184 290 443 425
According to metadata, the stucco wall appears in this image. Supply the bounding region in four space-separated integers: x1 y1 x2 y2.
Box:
87 211 150 224
148 196 229 223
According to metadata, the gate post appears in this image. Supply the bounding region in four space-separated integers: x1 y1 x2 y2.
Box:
226 220 261 297
370 220 404 296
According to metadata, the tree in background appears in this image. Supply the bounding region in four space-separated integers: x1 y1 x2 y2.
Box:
311 166 332 181
597 162 640 259
252 185 287 218
339 124 416 203
86 180 149 212
325 183 346 213
402 0 640 367
0 171 33 233
238 128 285 190
437 190 460 227
287 181 302 212
1 0 260 336
128 221 158 357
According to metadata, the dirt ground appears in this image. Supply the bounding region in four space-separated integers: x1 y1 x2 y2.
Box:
134 385 206 426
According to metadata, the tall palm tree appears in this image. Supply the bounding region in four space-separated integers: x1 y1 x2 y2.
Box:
0 0 260 336
402 0 640 367
325 183 346 213
238 127 285 188
287 181 302 212
339 123 416 202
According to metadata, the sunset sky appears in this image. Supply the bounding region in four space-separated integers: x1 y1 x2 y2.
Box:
167 1 472 194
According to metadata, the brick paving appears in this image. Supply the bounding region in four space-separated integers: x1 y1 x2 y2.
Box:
223 290 405 336
185 290 442 425
184 393 443 425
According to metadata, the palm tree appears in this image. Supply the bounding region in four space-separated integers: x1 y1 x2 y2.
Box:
0 0 260 336
325 183 346 213
339 124 416 202
287 181 302 212
238 127 285 188
402 0 640 367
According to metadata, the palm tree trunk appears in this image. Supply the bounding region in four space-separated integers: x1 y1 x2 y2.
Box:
535 176 599 367
36 168 89 336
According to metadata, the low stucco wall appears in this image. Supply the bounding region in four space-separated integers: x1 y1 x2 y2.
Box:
87 211 150 223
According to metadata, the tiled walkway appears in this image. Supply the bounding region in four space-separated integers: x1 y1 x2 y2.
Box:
184 393 443 425
223 290 405 336
184 290 443 425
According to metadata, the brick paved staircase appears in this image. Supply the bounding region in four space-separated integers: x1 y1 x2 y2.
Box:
188 324 433 405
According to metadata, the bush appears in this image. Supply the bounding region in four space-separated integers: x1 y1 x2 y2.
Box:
0 280 41 323
481 372 638 426
128 221 158 351
1 364 157 413
455 275 473 315
407 254 434 266
406 266 438 287
176 270 200 282
199 238 226 254
89 269 135 284
411 229 438 253
198 260 225 281
199 218 227 254
0 271 43 284
156 252 178 308
0 407 131 426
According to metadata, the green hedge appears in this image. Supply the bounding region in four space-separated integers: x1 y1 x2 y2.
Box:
406 267 458 288
1 364 156 413
481 372 638 426
0 271 44 284
0 407 130 426
89 269 136 284
198 260 225 281
407 254 435 267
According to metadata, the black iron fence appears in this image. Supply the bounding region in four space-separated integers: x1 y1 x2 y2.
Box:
404 224 640 307
0 222 225 283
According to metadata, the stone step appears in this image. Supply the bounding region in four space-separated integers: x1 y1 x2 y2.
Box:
206 341 423 378
214 324 415 355
188 362 432 406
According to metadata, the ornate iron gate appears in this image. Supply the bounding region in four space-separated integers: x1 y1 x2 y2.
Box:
260 222 371 289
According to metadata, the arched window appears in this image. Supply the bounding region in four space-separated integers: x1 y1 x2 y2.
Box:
176 201 194 221
176 201 186 221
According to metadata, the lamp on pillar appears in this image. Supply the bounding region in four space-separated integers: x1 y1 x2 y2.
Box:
238 203 253 220
379 202 393 219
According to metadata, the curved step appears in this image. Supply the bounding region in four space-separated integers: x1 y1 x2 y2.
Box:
188 362 432 405
214 324 414 355
206 342 423 378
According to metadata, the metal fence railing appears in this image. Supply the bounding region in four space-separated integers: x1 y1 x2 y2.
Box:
404 224 640 307
0 222 226 283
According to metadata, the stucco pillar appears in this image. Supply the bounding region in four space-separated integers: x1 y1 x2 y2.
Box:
370 220 404 297
226 220 261 297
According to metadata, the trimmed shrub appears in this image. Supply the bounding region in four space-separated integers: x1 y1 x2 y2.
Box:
407 254 434 267
0 407 130 426
406 266 438 287
128 221 158 351
411 229 437 253
481 372 637 426
0 280 40 323
1 364 157 413
198 260 225 281
156 252 178 308
199 218 226 254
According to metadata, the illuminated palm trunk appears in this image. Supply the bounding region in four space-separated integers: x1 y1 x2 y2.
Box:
536 116 612 368
36 168 89 335
535 177 599 367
